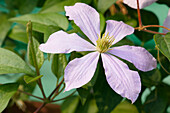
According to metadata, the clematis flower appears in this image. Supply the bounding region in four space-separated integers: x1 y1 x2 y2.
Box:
163 9 170 34
123 0 157 9
39 3 157 103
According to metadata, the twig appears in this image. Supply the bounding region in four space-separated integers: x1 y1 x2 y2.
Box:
136 0 142 28
142 25 170 31
51 91 76 103
48 78 64 99
34 103 46 113
142 29 166 35
18 90 44 101
51 84 65 100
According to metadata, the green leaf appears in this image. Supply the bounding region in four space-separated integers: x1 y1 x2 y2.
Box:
93 60 122 113
24 75 43 84
144 84 169 113
40 0 92 13
77 87 90 105
0 14 12 46
5 0 38 14
9 25 28 44
0 83 19 112
61 96 80 113
0 48 35 75
140 69 161 87
100 13 105 32
97 0 118 14
111 101 139 113
51 54 67 79
9 13 69 31
27 37 44 69
154 33 170 61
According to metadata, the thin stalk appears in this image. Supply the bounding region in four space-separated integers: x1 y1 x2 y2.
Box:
26 21 46 99
143 25 170 31
157 49 170 75
136 0 142 28
34 103 46 113
51 84 65 100
18 90 44 101
142 29 166 35
51 91 76 103
48 78 64 99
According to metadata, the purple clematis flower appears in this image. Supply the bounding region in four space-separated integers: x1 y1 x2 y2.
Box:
163 9 170 34
123 0 157 9
39 3 157 103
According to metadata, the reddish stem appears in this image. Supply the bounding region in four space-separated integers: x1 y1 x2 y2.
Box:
136 0 142 28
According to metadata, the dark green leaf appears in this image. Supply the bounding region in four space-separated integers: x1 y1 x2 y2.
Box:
9 13 69 31
93 60 122 113
144 84 170 113
77 87 90 105
27 37 44 69
0 83 19 112
24 75 43 84
140 69 161 87
154 33 170 61
97 0 118 14
5 0 38 14
0 48 35 75
61 96 79 113
51 54 67 79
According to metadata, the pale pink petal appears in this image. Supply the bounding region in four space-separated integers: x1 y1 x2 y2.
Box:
101 53 141 103
123 0 157 9
105 20 134 45
65 3 100 45
108 45 157 72
39 30 95 53
163 9 170 34
64 52 99 91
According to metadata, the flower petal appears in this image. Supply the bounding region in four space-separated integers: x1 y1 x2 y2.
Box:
39 30 95 53
105 20 134 45
101 53 141 103
108 45 157 72
64 52 99 91
163 9 170 34
123 0 157 9
65 3 100 45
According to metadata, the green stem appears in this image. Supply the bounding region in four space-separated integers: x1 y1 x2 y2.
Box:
26 21 46 99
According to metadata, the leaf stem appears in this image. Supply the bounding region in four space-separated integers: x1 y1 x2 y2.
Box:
18 90 44 101
142 25 170 31
48 78 64 99
136 0 142 28
26 21 46 99
51 91 76 103
51 84 65 100
142 29 166 35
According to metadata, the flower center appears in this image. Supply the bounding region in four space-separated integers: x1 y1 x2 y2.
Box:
96 32 115 53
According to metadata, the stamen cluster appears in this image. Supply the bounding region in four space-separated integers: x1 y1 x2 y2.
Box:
96 33 115 53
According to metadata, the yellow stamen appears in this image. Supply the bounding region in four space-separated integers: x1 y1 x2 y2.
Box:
96 32 115 53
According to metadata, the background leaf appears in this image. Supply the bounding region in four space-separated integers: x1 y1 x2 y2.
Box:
51 54 67 79
154 33 170 61
24 75 43 84
0 48 35 75
0 83 19 112
27 37 44 69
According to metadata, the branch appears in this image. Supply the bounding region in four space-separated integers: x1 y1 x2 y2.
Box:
34 103 46 113
136 0 142 28
18 90 44 101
